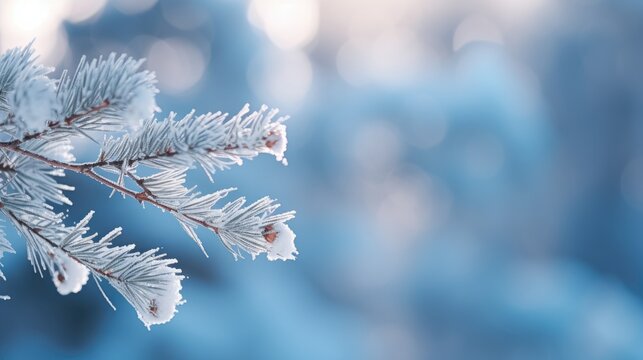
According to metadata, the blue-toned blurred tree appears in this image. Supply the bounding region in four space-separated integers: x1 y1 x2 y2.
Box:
0 43 297 328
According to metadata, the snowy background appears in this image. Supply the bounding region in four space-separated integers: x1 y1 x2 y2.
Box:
2 0 643 358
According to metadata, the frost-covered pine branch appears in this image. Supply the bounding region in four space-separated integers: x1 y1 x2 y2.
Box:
0 43 297 328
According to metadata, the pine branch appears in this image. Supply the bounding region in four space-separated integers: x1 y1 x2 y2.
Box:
0 143 296 259
0 194 184 328
0 42 297 327
96 104 289 176
0 100 111 145
54 53 158 133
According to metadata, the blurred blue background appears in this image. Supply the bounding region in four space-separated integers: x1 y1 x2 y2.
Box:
2 0 643 358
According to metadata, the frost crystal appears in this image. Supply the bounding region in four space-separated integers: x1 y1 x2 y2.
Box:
0 43 297 327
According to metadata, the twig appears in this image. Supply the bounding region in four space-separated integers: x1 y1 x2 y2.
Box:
1 208 123 283
0 100 110 146
0 144 221 234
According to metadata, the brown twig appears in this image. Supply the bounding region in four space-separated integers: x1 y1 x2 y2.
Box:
0 144 221 234
81 145 248 170
0 103 283 239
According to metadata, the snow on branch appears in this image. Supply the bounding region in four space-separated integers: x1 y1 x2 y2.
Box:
0 42 296 327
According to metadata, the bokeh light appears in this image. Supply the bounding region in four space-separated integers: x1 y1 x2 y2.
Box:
64 0 107 23
110 0 157 15
248 0 319 50
453 14 504 51
146 37 208 94
248 49 313 106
